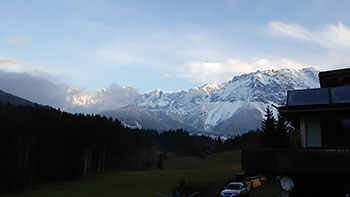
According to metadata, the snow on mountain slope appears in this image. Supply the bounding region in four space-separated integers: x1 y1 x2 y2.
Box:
101 105 202 133
71 67 319 136
126 67 319 135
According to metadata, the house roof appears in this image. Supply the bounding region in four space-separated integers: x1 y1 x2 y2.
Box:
319 68 350 88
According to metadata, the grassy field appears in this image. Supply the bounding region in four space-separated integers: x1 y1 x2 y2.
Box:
6 151 242 197
7 151 281 196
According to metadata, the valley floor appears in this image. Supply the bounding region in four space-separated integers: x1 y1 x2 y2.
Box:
5 151 280 197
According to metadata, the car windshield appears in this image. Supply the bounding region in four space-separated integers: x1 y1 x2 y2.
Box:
226 184 241 189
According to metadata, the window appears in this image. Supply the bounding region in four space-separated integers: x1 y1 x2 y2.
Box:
306 120 322 147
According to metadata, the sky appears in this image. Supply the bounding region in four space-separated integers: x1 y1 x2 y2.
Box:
1 0 350 101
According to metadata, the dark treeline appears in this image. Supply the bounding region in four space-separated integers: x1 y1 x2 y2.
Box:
159 130 216 157
0 104 152 194
219 130 262 151
0 104 217 194
0 104 298 194
220 106 300 151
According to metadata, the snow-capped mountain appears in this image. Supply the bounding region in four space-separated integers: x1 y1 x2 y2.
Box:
90 67 319 135
0 67 320 136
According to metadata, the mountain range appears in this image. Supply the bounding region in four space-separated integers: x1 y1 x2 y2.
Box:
0 67 320 136
101 67 319 136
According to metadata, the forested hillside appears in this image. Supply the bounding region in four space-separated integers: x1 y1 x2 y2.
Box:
1 102 295 195
0 104 215 194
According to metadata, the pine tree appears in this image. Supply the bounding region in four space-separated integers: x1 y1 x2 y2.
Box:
261 106 292 148
261 105 277 147
276 114 290 147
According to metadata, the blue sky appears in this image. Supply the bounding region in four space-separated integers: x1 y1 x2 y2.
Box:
1 0 350 93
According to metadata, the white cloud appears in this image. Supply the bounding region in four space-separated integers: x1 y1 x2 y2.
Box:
0 58 38 73
267 21 350 49
178 58 311 83
5 36 34 45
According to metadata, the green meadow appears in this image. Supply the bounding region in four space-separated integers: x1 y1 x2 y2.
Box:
7 151 242 197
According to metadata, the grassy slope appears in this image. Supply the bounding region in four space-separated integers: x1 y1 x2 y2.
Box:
7 151 242 197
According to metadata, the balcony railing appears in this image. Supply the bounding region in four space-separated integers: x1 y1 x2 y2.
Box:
242 148 350 175
287 86 350 106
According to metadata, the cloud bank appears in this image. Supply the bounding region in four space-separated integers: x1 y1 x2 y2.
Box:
0 58 140 113
0 69 140 113
0 71 69 108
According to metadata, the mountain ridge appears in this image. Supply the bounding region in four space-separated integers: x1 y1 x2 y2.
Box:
100 67 319 136
0 67 320 136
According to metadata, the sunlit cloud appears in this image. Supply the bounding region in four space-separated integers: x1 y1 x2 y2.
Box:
0 68 141 113
0 57 141 113
267 21 350 49
66 84 140 111
5 36 34 46
178 58 311 83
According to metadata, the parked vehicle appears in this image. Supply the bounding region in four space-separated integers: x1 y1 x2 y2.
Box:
220 182 250 197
